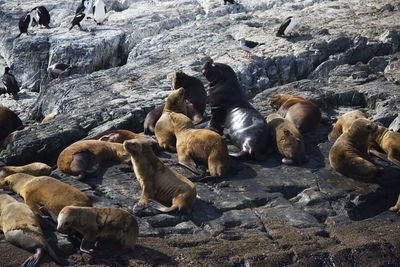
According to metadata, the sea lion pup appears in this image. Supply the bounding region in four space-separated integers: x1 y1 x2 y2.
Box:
202 61 269 160
0 173 92 216
0 195 73 267
123 139 196 213
268 94 321 134
170 112 231 177
144 71 206 135
368 125 400 168
55 206 138 254
266 113 307 165
154 88 187 152
328 110 366 142
57 140 131 179
0 162 51 179
0 106 23 145
329 118 383 180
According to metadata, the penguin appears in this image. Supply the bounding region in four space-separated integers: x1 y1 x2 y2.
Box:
276 16 297 37
85 0 94 19
31 6 51 28
2 67 20 100
70 0 91 31
93 0 106 25
47 63 77 82
238 37 264 58
16 11 35 38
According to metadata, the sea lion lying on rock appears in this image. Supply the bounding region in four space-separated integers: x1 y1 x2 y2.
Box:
329 118 383 180
202 61 269 160
0 173 92 216
90 129 143 143
0 162 52 179
0 194 73 267
266 113 307 165
144 71 206 135
154 87 187 152
268 94 321 134
368 125 400 168
123 139 196 213
54 205 139 254
328 110 366 142
170 112 231 177
57 140 131 179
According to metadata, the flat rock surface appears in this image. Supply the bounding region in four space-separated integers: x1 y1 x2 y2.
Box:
1 0 400 266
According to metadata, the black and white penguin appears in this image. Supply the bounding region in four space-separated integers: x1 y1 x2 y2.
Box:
69 0 91 31
31 6 51 28
238 37 264 58
2 67 20 100
93 0 106 25
47 63 77 81
16 11 35 38
276 16 297 37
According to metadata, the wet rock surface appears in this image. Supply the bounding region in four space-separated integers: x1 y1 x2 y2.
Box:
1 0 400 266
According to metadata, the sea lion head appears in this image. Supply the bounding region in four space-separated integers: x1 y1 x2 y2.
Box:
57 206 96 234
170 112 194 133
0 175 16 191
279 129 307 165
172 71 189 89
164 87 186 113
201 61 222 85
123 139 157 157
348 118 378 137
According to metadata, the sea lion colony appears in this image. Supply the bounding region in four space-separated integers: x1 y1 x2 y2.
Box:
0 1 400 266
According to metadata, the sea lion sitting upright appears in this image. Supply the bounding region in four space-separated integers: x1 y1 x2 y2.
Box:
154 88 187 152
368 125 400 168
329 118 383 180
328 110 366 142
268 94 321 134
123 139 196 213
202 61 269 160
266 113 307 165
0 162 52 179
1 173 92 216
57 140 131 179
0 194 73 267
56 206 139 254
144 71 206 135
170 112 231 177
0 106 23 148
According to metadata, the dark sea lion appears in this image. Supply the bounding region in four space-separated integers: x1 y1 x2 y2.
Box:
0 194 73 266
268 94 321 134
0 106 23 147
201 61 269 160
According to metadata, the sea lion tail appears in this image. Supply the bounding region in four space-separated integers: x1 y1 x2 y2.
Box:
147 199 179 213
21 248 44 267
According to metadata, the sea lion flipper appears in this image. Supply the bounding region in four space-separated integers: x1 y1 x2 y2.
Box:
369 148 387 161
147 199 179 213
21 248 44 267
80 239 94 254
38 203 58 224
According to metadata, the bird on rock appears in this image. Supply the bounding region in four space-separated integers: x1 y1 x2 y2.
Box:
70 0 92 31
2 67 20 100
31 6 51 28
93 0 107 25
238 37 264 58
16 11 35 38
47 63 77 82
276 16 297 38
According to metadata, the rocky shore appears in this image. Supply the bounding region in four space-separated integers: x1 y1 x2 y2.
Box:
1 0 400 266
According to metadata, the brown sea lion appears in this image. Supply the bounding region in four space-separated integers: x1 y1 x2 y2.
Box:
143 71 206 135
123 139 196 213
0 173 92 216
368 125 400 168
170 112 231 177
154 88 187 152
0 162 52 179
90 129 143 143
268 94 321 134
328 110 366 142
56 206 139 254
41 111 59 123
57 140 131 179
389 194 400 213
329 118 383 180
0 194 73 267
266 113 307 165
202 61 269 160
0 106 23 147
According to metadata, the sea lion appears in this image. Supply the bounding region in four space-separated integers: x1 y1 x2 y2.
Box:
389 194 400 213
368 125 400 168
329 118 383 180
154 88 187 152
0 162 52 179
268 94 321 133
170 112 231 177
328 110 366 142
0 194 73 267
202 61 269 160
123 139 196 213
144 71 206 135
41 111 59 123
266 113 307 165
90 129 143 143
57 140 131 179
0 106 23 146
56 206 138 254
0 173 92 216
